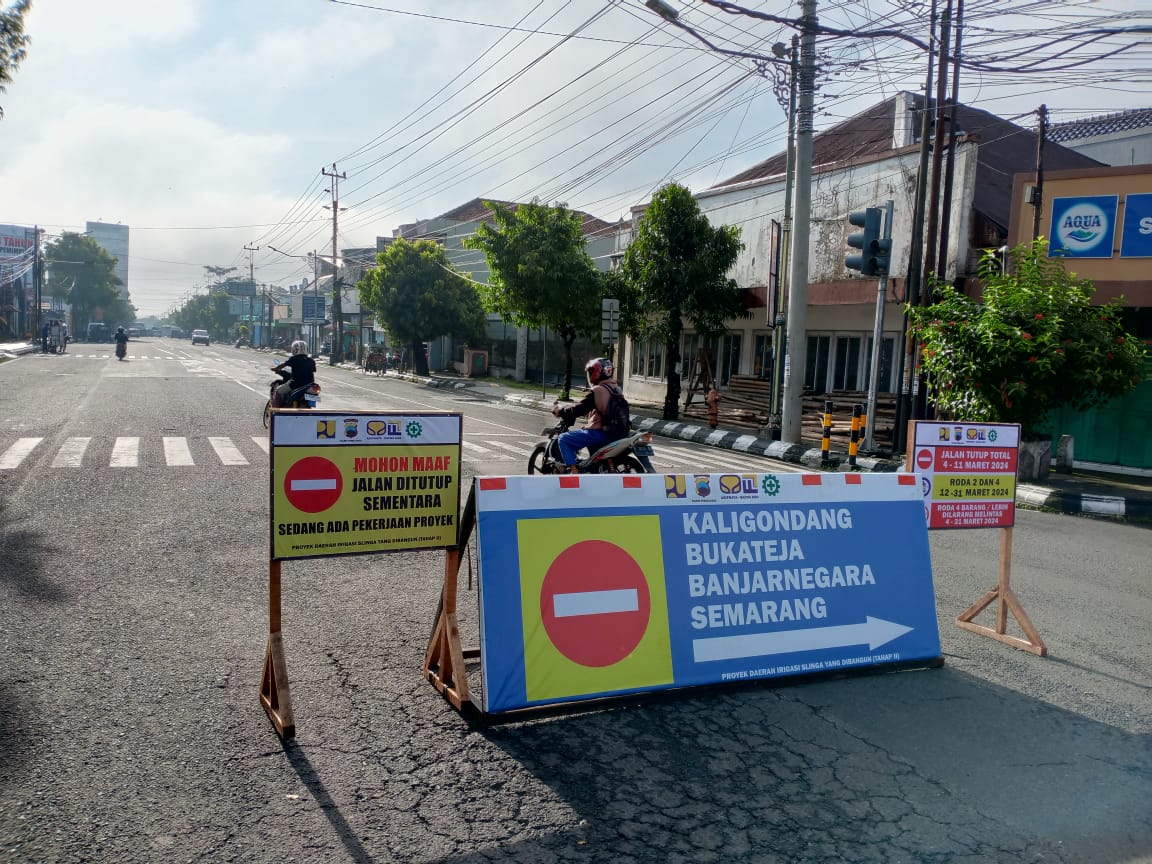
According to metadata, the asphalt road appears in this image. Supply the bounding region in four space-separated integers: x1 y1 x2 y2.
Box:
1 342 1149 864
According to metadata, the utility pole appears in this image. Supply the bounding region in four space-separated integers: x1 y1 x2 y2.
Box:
893 4 938 452
771 34 799 430
1032 104 1048 240
322 163 347 365
244 242 258 345
780 0 817 445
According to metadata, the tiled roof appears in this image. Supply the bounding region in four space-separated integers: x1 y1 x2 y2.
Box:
1049 108 1152 143
711 93 1102 232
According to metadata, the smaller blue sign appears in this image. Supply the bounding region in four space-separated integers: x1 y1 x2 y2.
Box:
1120 193 1152 258
1049 195 1118 259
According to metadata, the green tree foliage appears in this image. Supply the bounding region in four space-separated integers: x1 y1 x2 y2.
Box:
358 239 486 377
618 183 746 420
465 200 602 398
171 292 235 339
908 239 1147 435
0 0 31 120
45 232 133 329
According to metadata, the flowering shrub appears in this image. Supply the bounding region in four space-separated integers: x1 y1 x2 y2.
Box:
907 239 1146 435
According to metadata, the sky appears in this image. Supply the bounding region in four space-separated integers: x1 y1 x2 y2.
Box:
1 0 1149 318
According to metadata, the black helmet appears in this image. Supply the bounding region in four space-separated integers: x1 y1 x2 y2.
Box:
585 357 614 384
116 326 125 333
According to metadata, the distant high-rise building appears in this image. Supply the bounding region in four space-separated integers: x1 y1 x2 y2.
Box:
85 221 129 301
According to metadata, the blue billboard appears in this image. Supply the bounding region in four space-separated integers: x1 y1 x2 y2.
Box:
1120 193 1152 258
1048 195 1118 258
473 472 942 714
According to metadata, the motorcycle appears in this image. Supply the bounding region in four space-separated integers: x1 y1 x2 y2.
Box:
528 420 656 475
115 341 127 361
262 368 321 429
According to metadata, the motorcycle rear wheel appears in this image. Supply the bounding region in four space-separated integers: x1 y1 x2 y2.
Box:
527 443 552 475
262 400 272 429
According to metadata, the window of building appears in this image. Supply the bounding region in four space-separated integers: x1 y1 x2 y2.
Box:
630 338 666 380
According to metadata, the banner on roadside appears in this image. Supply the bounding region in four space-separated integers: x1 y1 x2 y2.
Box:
472 472 941 714
270 410 461 560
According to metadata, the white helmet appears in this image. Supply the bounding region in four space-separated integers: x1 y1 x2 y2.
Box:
291 340 308 355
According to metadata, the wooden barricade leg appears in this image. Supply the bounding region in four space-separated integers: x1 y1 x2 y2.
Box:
424 486 478 712
260 559 297 737
423 548 472 710
955 527 1048 656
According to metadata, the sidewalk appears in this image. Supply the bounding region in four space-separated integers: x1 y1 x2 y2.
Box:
392 371 1152 525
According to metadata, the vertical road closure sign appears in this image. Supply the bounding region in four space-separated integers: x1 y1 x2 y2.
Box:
908 421 1020 530
473 472 941 715
270 410 462 560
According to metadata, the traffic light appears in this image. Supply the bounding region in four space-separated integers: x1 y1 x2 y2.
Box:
845 208 882 277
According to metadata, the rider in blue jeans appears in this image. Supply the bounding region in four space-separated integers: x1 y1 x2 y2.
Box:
551 357 621 473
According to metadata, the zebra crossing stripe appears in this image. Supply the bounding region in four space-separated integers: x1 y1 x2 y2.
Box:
208 437 248 466
251 436 269 454
52 437 92 468
460 440 493 455
0 437 43 469
485 440 537 457
110 437 140 467
163 437 195 466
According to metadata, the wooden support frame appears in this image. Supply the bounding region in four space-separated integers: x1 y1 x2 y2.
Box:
260 560 297 737
955 526 1048 656
424 486 478 712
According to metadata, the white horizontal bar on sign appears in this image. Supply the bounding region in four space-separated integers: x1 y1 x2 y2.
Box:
553 589 639 618
290 478 338 491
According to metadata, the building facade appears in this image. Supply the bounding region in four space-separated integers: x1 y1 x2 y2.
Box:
85 221 130 302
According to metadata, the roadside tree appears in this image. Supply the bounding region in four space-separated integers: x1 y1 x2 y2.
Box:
908 239 1146 437
0 0 31 120
465 200 602 399
618 183 745 420
45 232 133 330
358 239 486 377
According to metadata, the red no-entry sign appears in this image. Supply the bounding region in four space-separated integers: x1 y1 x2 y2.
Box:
284 456 343 513
540 540 650 667
916 448 934 470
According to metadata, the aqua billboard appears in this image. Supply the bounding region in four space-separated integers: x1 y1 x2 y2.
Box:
1048 195 1118 258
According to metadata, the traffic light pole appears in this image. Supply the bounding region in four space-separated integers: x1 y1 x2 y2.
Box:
864 201 894 451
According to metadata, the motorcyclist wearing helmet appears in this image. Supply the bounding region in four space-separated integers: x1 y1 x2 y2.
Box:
550 357 623 473
114 326 128 346
271 340 316 407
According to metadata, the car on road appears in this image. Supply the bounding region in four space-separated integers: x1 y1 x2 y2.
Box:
191 329 210 346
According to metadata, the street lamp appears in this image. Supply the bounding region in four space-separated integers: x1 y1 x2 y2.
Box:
268 244 324 356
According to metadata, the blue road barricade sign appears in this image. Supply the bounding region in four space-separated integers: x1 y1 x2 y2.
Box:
473 471 941 714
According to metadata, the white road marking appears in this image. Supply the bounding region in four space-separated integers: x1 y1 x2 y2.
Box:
0 437 43 469
163 437 195 466
461 440 493 454
208 437 248 466
485 440 536 457
110 437 140 467
52 437 92 468
554 589 639 617
251 436 270 454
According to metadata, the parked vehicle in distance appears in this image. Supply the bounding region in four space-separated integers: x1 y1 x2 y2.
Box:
191 329 210 346
85 322 111 343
